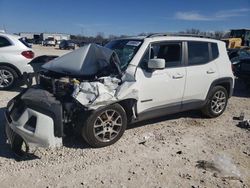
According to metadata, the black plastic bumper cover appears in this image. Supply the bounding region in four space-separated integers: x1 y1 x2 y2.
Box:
7 87 63 137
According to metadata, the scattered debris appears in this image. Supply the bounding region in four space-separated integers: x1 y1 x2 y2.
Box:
234 112 250 130
176 151 182 155
239 112 245 121
196 160 221 172
196 155 242 181
138 141 146 145
238 119 250 129
138 133 155 145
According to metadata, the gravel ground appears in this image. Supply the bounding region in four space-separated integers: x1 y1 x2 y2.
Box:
0 46 249 188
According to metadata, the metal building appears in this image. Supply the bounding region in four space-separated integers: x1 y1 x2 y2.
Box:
19 32 70 41
42 33 70 40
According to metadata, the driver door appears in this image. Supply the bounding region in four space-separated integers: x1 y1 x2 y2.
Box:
135 41 186 116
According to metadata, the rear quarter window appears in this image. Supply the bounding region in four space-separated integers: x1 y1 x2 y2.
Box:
211 43 219 60
19 38 31 48
0 36 12 47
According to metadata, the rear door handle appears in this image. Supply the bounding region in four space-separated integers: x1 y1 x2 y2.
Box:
206 69 215 74
172 73 184 79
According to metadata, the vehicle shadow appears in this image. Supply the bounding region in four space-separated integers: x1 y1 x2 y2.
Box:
62 128 90 149
2 82 30 93
128 110 203 130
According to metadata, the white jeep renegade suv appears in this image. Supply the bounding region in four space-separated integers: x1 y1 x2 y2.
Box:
5 34 234 151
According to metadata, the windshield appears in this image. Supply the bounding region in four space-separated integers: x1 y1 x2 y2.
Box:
105 39 142 70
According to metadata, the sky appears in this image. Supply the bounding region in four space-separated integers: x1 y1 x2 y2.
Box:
0 0 249 36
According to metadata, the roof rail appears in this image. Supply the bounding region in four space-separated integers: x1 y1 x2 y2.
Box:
146 33 214 39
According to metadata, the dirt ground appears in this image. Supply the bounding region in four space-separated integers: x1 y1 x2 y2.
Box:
0 46 249 188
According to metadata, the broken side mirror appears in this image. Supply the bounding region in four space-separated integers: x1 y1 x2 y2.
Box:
147 58 165 70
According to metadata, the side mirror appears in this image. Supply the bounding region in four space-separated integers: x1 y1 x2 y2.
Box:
148 58 165 70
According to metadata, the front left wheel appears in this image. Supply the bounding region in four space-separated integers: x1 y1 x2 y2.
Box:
82 104 127 148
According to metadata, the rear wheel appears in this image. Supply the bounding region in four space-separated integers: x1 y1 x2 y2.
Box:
82 104 127 148
202 86 228 118
0 66 18 90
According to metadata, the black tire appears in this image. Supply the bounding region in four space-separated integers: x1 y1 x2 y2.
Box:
82 103 127 148
0 65 18 90
202 86 228 118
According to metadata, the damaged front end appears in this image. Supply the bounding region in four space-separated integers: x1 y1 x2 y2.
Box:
5 43 138 151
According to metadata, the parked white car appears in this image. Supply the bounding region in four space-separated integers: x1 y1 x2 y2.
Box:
43 38 56 47
0 33 34 89
5 34 234 153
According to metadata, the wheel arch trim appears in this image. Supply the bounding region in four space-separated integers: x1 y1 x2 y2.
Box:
0 62 22 77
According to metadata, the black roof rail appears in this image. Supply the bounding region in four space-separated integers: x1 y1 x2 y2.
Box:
146 33 214 39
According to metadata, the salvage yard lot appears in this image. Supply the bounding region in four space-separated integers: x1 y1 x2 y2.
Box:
0 45 249 188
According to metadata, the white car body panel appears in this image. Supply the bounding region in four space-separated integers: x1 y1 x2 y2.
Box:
183 61 219 101
135 67 186 113
0 33 34 74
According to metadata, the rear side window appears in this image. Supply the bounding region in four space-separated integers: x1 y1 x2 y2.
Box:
19 38 31 48
211 43 219 60
0 36 11 47
188 42 209 65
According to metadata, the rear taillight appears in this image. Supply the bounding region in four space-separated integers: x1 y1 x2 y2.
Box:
21 51 34 59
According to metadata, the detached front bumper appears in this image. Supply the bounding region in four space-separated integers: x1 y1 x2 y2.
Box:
5 88 63 148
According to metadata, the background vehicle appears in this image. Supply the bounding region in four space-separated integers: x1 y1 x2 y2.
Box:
5 35 234 149
59 40 75 50
43 37 56 47
222 29 250 49
0 33 34 89
228 48 250 61
56 40 62 45
228 49 250 87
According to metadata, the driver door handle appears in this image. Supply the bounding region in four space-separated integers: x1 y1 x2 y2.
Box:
206 69 215 74
172 73 184 79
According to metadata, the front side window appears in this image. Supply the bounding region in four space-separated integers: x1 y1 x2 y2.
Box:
0 36 11 48
188 42 209 65
140 42 182 69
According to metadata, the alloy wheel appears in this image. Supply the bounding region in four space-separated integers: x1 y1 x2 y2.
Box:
0 69 14 88
211 90 226 114
93 110 123 142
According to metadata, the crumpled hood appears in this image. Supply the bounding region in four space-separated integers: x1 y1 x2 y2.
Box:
42 43 121 77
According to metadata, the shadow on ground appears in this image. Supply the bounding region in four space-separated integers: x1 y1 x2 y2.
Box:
129 110 202 130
